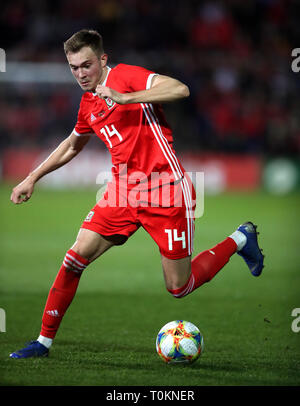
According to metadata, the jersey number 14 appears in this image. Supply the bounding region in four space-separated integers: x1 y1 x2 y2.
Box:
164 229 186 251
100 124 123 148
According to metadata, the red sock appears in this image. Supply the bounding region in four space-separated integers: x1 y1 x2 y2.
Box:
40 249 89 339
168 237 237 298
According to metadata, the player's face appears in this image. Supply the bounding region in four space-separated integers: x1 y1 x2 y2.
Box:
67 46 108 92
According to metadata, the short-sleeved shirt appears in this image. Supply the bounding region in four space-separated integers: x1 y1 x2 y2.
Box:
73 64 186 191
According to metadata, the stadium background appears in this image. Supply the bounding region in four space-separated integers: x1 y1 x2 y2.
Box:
1 0 300 192
0 0 300 388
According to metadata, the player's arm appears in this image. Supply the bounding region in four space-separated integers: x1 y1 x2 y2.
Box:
96 74 190 105
10 133 90 204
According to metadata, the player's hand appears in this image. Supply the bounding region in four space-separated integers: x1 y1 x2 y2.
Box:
10 178 35 204
95 85 127 105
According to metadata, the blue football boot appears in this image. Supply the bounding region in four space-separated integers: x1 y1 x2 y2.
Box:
10 341 49 359
237 222 265 277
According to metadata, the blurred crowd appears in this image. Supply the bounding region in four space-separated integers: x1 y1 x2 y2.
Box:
1 0 300 156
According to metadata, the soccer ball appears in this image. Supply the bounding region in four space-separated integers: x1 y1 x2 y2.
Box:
156 320 204 364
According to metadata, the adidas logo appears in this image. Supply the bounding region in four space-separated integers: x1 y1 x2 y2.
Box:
91 113 96 122
46 310 60 317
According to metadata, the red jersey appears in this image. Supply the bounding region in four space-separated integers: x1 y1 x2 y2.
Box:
73 64 186 190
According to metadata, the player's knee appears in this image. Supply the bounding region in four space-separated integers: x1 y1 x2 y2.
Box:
71 228 115 262
166 275 192 299
70 239 100 263
70 244 92 261
166 281 187 299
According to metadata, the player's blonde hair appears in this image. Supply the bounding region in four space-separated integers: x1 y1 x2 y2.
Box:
63 29 104 56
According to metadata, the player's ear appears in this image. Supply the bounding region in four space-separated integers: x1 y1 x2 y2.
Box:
99 53 108 67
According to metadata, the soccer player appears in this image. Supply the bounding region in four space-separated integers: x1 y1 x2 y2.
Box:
9 29 264 358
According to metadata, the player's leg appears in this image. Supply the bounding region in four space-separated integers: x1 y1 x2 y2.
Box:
10 196 138 358
162 234 238 297
38 229 126 343
145 178 264 298
10 229 124 358
161 255 191 291
162 222 264 298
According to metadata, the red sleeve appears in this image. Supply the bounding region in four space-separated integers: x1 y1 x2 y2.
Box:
115 64 158 92
73 96 94 136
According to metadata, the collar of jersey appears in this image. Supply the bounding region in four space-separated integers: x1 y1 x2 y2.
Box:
92 66 111 96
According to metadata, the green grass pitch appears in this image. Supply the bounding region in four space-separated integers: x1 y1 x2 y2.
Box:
0 183 299 386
